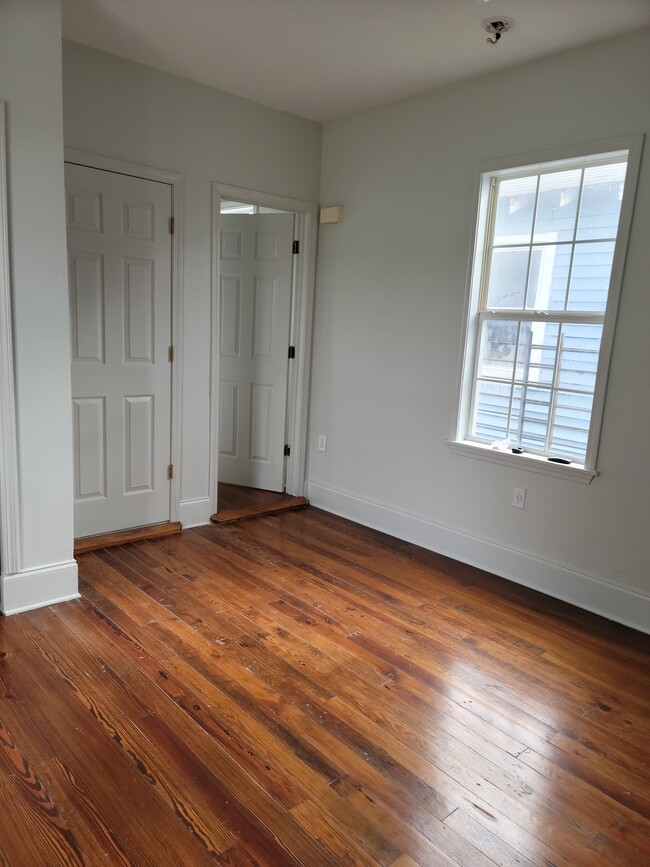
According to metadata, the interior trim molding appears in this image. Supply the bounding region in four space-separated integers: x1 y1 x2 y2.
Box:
1 560 80 616
179 497 213 529
307 479 650 635
0 101 21 585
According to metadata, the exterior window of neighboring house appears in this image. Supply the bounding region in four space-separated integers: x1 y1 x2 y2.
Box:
451 138 643 481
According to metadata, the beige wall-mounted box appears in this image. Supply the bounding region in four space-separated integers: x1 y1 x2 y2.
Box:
320 205 344 224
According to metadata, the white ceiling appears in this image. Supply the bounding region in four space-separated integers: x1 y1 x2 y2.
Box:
61 0 650 123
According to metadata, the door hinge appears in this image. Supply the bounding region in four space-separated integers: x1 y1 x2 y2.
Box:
167 464 174 480
169 216 175 234
284 444 291 457
288 345 296 359
292 240 300 254
168 345 174 362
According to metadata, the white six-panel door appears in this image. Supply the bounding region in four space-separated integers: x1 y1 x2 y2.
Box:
66 164 172 538
218 213 294 492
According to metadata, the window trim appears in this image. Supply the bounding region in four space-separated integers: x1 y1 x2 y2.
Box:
449 135 644 481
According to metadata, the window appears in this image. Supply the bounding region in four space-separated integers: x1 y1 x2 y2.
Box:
452 139 643 480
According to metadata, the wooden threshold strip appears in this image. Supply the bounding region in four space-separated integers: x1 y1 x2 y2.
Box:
74 521 182 555
211 496 307 525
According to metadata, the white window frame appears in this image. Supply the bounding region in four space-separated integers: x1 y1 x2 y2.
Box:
448 135 644 484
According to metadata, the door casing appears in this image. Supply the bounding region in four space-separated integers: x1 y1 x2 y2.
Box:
211 183 318 511
65 149 184 527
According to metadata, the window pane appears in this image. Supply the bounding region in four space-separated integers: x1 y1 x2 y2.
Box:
515 321 559 387
550 391 594 462
557 324 602 392
473 322 601 458
493 176 536 245
519 387 552 451
473 380 511 441
478 320 518 380
486 248 528 308
567 241 614 312
576 162 627 241
533 169 581 243
525 244 571 310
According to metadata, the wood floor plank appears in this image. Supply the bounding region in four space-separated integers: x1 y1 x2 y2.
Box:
135 712 310 867
14 611 237 858
0 616 218 866
290 797 400 866
0 725 85 867
1 506 649 866
121 674 343 867
326 776 496 867
123 654 331 810
188 524 576 747
444 808 537 867
35 756 142 867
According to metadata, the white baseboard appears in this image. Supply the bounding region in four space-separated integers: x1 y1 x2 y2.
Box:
179 496 213 529
307 480 650 635
1 560 79 616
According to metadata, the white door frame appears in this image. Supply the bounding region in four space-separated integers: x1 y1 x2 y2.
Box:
65 149 184 526
0 102 20 579
211 183 318 508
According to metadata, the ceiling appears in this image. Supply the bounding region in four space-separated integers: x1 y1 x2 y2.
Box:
61 0 650 123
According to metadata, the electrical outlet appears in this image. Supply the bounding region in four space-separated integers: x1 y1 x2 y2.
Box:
512 487 526 509
318 434 327 453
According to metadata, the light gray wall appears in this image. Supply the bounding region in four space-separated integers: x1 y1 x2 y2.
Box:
0 0 77 610
309 29 650 629
62 41 322 524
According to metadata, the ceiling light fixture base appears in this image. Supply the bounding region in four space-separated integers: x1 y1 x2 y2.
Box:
483 17 514 45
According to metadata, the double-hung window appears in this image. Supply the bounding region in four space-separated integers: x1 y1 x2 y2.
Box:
452 139 642 480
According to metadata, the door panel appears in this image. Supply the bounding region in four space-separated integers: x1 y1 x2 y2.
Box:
69 252 104 362
218 213 293 491
123 258 155 362
124 395 154 492
219 381 238 457
249 382 273 461
72 397 106 499
66 164 172 538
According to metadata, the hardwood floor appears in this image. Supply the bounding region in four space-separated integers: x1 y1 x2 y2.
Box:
1 507 649 865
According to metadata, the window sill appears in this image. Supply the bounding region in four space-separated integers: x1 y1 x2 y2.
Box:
446 440 597 484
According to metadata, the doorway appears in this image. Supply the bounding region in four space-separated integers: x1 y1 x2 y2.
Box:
210 184 317 518
218 202 294 493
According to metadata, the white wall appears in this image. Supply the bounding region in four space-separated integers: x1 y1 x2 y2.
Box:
0 0 78 613
309 29 650 632
62 41 322 527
